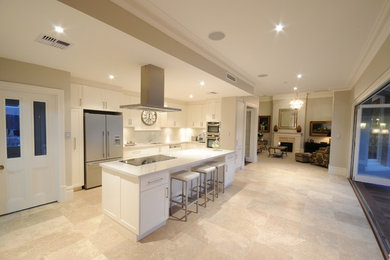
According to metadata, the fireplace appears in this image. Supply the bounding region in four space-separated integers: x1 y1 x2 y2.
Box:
273 133 302 153
280 142 293 152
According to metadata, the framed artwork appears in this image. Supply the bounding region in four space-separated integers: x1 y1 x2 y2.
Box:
310 121 332 136
258 116 271 133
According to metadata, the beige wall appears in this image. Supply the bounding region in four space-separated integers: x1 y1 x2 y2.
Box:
304 97 333 143
329 90 352 176
0 57 72 186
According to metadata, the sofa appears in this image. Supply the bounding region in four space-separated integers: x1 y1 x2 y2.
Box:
311 146 330 168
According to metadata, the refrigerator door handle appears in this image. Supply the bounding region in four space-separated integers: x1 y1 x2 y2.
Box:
107 131 110 157
102 131 105 158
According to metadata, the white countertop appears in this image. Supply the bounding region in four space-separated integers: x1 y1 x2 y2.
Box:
123 141 205 150
100 148 234 178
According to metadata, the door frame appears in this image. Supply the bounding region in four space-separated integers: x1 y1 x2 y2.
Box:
352 103 390 186
0 81 66 202
244 105 258 163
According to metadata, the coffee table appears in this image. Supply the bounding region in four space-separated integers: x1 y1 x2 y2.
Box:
268 146 288 158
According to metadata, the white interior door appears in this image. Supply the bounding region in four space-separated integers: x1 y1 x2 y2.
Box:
0 89 58 215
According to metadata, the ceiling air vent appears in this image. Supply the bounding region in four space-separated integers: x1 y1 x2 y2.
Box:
226 73 237 82
35 34 72 50
208 91 218 95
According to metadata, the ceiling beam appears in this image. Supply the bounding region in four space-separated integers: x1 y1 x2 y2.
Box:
58 0 254 95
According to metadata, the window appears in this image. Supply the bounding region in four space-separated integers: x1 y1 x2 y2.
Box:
5 99 21 158
33 101 47 156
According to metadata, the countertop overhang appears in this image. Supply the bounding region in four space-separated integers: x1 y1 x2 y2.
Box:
100 148 234 178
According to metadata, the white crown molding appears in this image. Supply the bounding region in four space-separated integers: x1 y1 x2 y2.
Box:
272 92 308 101
259 96 273 102
307 91 333 99
110 0 255 87
346 0 390 89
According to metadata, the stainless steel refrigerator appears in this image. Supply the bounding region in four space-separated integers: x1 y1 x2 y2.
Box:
84 111 123 189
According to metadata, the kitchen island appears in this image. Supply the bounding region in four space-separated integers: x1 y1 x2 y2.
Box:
100 148 235 241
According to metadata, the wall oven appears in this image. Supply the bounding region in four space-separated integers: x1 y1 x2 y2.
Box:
207 134 219 148
207 121 220 134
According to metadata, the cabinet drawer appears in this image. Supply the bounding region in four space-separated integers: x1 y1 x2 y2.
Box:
140 171 169 192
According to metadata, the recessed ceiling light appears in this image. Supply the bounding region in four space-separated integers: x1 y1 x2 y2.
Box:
297 74 302 79
53 25 64 34
208 31 225 41
189 94 193 99
293 87 298 91
274 23 284 33
200 81 205 86
109 74 115 80
257 74 268 78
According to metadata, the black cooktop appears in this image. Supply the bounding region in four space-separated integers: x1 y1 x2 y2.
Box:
120 154 176 166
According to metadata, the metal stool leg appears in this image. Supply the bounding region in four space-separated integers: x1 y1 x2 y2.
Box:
170 177 173 215
202 173 207 207
196 177 199 213
184 181 188 222
222 165 225 193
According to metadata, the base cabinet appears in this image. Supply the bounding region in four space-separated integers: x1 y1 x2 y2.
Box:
140 183 169 234
102 169 169 240
225 154 235 187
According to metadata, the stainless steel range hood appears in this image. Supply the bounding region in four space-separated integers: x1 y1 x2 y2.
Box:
120 64 181 112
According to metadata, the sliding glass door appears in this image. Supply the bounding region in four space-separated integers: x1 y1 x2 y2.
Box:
353 84 390 186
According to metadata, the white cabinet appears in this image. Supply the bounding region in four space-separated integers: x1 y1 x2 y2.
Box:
79 85 122 111
205 101 221 122
187 104 206 128
71 84 83 108
224 154 235 187
140 182 169 234
102 169 169 240
71 108 84 189
160 103 187 128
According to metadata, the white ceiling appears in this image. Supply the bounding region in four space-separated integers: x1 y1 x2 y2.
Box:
0 0 249 101
115 0 389 96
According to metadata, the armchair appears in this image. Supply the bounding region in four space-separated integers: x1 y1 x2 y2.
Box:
311 146 330 167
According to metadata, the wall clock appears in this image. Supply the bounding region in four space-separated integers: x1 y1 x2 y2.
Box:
141 110 157 126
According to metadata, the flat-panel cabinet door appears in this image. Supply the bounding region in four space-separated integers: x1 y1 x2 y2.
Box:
140 184 168 234
84 113 106 162
106 114 123 159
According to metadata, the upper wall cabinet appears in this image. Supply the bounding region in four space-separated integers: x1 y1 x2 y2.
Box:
205 101 221 122
160 102 187 128
71 84 83 108
187 104 205 128
71 84 122 111
82 86 122 111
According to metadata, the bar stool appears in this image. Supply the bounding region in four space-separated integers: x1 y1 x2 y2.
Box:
193 165 217 207
208 161 226 197
170 171 200 222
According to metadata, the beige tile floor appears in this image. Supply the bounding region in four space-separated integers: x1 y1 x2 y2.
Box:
0 153 383 260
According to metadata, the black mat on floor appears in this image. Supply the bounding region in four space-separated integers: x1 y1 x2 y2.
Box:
351 180 390 259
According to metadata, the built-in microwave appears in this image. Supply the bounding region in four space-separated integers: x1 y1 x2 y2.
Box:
207 121 220 134
207 133 219 148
